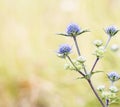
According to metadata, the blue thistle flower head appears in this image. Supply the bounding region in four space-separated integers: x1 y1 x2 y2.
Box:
105 25 119 37
58 23 88 37
66 23 81 36
107 71 120 82
57 44 72 58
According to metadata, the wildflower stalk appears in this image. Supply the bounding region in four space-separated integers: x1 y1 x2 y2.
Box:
72 36 105 106
73 36 87 74
57 24 119 107
67 55 105 107
90 36 111 74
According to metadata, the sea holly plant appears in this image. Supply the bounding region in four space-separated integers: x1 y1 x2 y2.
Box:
56 23 120 107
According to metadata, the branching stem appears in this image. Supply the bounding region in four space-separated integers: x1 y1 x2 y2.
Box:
90 37 111 73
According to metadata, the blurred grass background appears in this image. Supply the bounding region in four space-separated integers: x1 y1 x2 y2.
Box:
0 0 120 107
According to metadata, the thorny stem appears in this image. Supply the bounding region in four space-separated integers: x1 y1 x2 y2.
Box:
73 36 87 74
66 55 85 77
90 37 111 73
87 79 105 107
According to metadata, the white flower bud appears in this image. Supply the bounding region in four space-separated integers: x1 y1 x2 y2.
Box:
77 56 86 63
97 85 105 92
93 40 103 47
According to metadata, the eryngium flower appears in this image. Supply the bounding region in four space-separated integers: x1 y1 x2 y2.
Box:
105 25 119 37
57 44 72 58
107 72 120 82
66 23 80 36
58 23 88 37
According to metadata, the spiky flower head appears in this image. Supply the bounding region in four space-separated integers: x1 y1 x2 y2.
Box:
66 23 81 36
58 23 88 37
57 44 72 58
105 25 119 37
107 71 120 83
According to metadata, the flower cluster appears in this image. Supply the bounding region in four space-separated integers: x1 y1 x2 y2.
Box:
56 23 119 107
66 23 81 36
97 71 119 105
107 71 120 83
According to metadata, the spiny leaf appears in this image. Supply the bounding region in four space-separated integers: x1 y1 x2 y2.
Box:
57 33 68 36
91 71 104 75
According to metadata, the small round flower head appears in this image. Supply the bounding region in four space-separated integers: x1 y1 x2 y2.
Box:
93 40 103 47
57 44 72 57
107 71 120 82
77 56 86 63
111 44 119 52
109 86 118 93
105 25 119 37
66 23 80 36
97 85 105 92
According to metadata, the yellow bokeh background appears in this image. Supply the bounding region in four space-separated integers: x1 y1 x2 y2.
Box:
0 0 120 107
